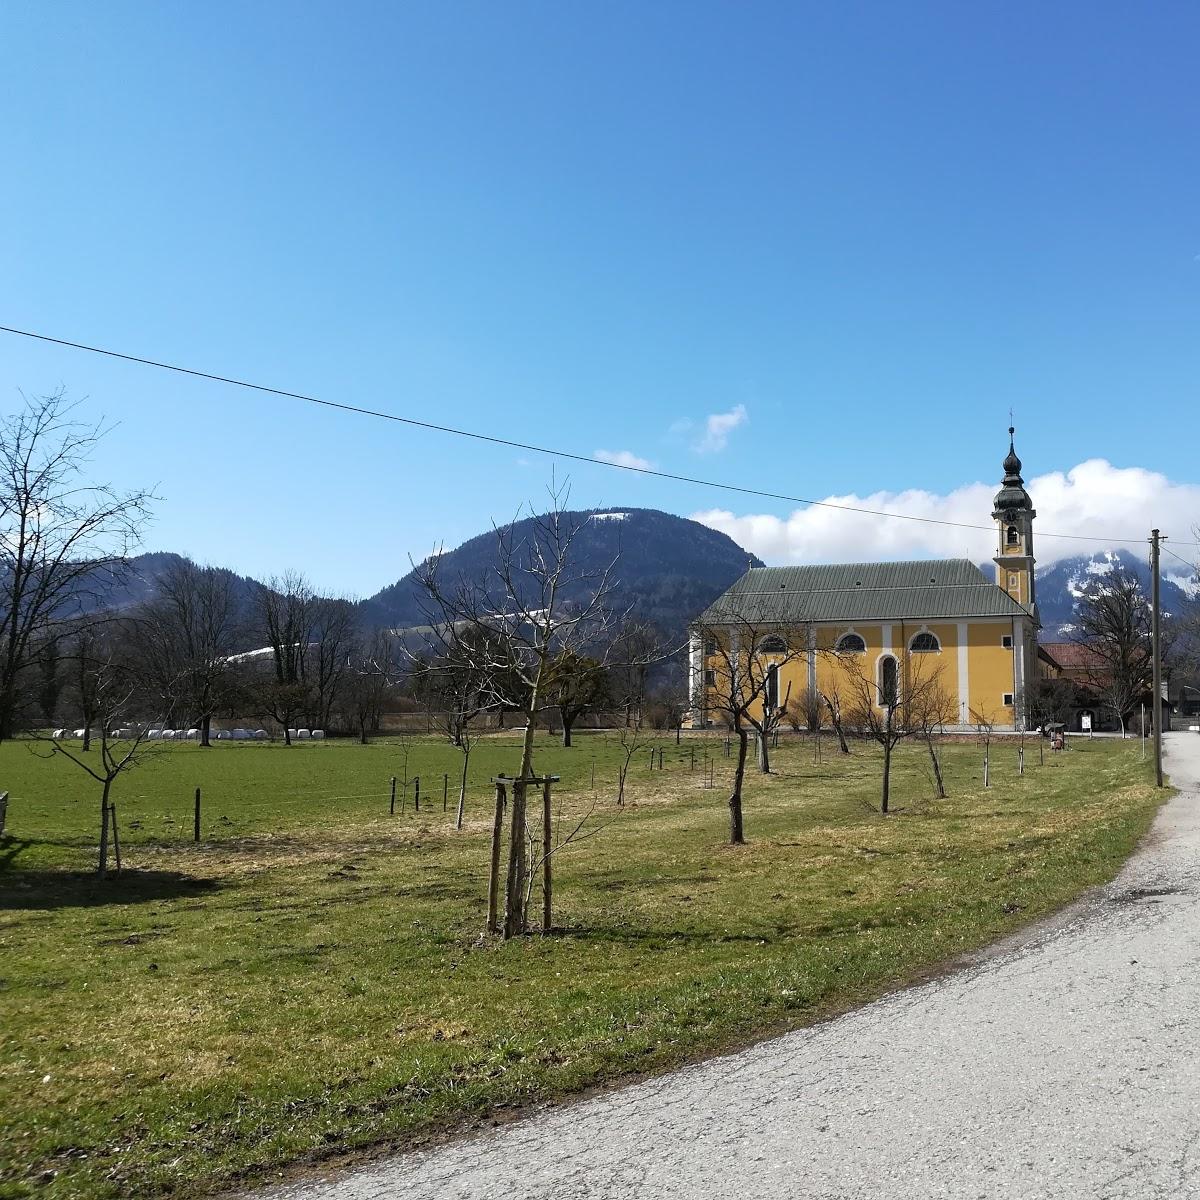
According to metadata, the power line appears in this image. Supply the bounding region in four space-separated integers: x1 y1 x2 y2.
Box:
3 322 1197 548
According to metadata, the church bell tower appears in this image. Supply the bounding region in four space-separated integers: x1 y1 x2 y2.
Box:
992 426 1038 622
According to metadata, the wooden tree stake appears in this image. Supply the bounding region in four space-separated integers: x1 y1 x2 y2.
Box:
487 781 506 933
542 777 553 933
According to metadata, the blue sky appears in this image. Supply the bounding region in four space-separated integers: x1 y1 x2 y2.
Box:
3 1 1198 594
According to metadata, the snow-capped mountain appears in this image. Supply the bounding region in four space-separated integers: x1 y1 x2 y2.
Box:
1027 549 1197 638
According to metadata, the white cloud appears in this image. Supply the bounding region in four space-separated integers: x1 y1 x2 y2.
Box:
691 459 1200 569
594 449 655 471
694 404 747 454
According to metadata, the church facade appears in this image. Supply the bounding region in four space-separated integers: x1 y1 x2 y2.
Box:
688 432 1041 733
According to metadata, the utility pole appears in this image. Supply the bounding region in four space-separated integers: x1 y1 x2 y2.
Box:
1151 529 1164 788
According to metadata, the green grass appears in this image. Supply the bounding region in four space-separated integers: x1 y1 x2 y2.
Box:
0 731 1163 1199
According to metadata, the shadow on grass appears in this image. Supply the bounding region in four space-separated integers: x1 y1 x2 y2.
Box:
0 862 222 910
552 922 777 946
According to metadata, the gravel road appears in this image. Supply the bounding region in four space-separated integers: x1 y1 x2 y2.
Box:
248 733 1200 1200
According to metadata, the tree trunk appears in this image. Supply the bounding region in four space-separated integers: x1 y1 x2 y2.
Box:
825 698 850 753
487 782 505 932
927 736 946 798
456 747 469 830
97 778 112 877
756 727 771 773
0 686 15 744
562 717 573 748
881 739 892 814
503 778 528 938
728 727 749 844
82 725 91 753
200 713 212 748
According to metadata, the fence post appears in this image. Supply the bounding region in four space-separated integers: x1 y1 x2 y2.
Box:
414 776 420 812
1019 746 1025 776
443 773 448 812
390 776 396 815
194 787 201 842
0 790 9 839
591 758 595 790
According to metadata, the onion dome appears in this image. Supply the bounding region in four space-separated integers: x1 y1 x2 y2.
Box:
993 427 1033 513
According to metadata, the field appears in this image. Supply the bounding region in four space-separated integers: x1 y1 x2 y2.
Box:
0 731 1162 1199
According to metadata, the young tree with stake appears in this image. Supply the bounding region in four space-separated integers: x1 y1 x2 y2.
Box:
413 485 617 938
40 629 166 876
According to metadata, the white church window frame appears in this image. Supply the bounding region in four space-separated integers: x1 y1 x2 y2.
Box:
835 632 866 655
909 631 940 654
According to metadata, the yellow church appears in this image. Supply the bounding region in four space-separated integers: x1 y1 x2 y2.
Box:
688 430 1040 733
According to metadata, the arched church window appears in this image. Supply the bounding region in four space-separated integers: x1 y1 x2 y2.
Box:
835 633 866 654
910 631 940 653
879 656 899 707
766 663 779 709
758 635 787 653
1007 525 1020 546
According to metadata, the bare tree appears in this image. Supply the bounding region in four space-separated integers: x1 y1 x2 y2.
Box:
253 572 315 744
905 662 957 799
39 631 166 876
342 630 399 744
135 559 243 746
615 711 646 807
416 627 501 830
971 705 996 786
822 679 852 754
0 390 154 741
608 620 661 729
691 615 809 843
308 596 356 731
797 684 823 734
1074 569 1154 737
413 485 617 938
843 651 948 813
62 624 105 752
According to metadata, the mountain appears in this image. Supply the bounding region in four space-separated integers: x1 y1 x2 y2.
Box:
81 552 260 614
68 532 1197 651
1030 549 1197 638
361 508 764 641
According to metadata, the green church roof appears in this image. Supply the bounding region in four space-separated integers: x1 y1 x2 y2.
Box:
696 559 1029 626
